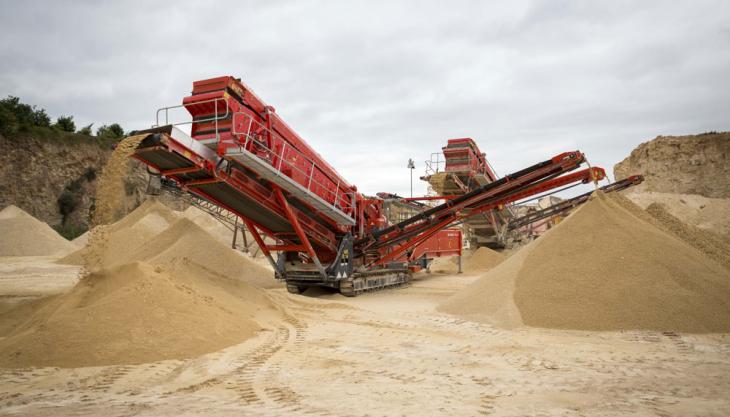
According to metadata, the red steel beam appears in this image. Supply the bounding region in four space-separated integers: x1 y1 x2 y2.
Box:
371 216 454 267
366 151 585 252
402 195 457 201
272 186 326 275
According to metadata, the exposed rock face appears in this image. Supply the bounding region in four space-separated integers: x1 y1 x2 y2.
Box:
0 134 154 230
614 132 730 198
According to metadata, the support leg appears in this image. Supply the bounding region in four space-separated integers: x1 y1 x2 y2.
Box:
272 186 328 278
244 219 282 277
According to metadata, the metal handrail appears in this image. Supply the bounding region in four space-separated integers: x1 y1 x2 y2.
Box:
228 112 356 214
424 152 446 176
154 97 230 136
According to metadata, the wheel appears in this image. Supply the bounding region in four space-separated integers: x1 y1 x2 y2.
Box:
286 284 306 294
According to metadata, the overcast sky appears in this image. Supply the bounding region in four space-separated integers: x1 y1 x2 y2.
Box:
1 1 728 197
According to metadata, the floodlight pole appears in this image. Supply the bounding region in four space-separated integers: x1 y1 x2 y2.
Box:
407 158 415 198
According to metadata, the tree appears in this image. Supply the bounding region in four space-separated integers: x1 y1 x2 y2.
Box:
97 123 124 139
0 96 51 135
0 106 18 136
54 115 76 132
77 123 94 135
32 108 50 127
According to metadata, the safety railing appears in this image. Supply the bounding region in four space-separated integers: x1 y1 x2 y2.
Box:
424 152 446 176
228 112 356 215
424 150 515 217
153 97 230 139
425 150 500 180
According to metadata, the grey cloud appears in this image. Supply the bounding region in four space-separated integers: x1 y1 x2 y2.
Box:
0 0 727 197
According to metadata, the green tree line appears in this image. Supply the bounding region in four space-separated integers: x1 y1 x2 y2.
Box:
0 96 125 139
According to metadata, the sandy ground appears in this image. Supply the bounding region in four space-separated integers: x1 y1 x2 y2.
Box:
1 260 729 416
0 257 80 314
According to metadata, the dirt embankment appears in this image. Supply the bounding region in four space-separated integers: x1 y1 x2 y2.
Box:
0 133 111 227
0 133 185 234
614 132 730 198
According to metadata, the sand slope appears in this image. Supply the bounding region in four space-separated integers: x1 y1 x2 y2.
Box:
463 247 505 273
58 199 181 266
0 205 77 257
645 202 730 271
0 261 281 368
126 217 280 289
439 192 730 333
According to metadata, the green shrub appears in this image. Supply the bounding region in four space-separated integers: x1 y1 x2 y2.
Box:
78 123 93 135
0 106 19 136
0 96 50 129
54 115 76 132
57 190 80 222
97 123 125 139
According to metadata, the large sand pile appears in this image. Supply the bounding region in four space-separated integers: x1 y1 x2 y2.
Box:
645 202 730 271
462 247 505 273
183 206 235 246
58 199 181 266
123 217 280 289
439 192 730 333
428 247 504 274
428 256 460 274
0 261 281 368
624 191 730 238
0 205 77 256
60 201 278 288
72 230 89 246
183 206 274 263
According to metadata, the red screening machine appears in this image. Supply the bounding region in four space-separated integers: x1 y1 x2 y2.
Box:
131 75 624 296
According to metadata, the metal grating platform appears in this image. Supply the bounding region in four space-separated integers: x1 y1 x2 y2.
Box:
225 148 356 226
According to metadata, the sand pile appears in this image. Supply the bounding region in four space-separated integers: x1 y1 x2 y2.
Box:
439 192 730 333
429 247 504 274
0 261 281 368
429 256 460 273
183 206 235 245
624 191 730 238
72 231 89 246
122 217 280 289
0 205 77 256
183 206 274 262
61 201 278 288
645 202 730 271
58 199 181 266
462 247 505 273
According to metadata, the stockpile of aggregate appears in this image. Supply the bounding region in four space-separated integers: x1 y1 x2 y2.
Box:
439 192 730 333
124 217 281 289
428 256 461 274
183 206 236 246
645 202 730 271
0 136 283 368
58 199 180 266
0 261 280 368
1 199 281 368
462 247 505 273
184 206 275 262
72 231 89 246
0 205 77 256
